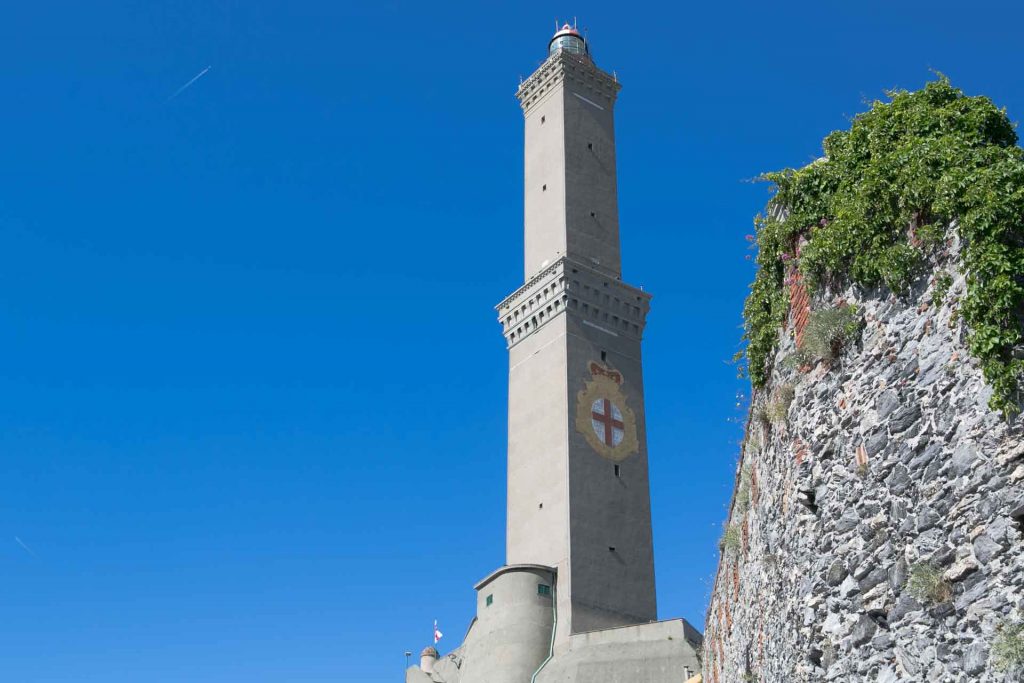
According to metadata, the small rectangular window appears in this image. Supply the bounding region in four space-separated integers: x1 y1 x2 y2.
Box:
486 594 493 606
537 584 551 597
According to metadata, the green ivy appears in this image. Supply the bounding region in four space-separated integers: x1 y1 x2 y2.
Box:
743 77 1024 414
932 272 953 306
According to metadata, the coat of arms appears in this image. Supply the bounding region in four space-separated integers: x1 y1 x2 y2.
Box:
575 361 639 461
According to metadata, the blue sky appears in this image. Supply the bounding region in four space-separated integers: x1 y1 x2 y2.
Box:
3 2 1022 681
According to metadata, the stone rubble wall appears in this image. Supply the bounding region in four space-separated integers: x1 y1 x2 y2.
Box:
705 236 1024 682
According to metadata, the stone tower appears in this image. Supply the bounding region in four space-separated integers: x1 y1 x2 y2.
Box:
404 26 703 683
496 24 657 640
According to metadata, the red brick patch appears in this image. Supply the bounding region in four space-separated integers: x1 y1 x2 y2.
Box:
855 443 869 468
794 438 808 464
789 269 811 347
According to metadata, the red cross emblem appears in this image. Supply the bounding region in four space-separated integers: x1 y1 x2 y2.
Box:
591 398 625 447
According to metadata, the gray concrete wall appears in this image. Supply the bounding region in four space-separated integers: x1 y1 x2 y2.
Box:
506 313 569 570
538 619 702 683
565 301 657 633
457 566 556 683
522 63 568 280
519 53 621 281
500 258 658 640
560 67 620 279
412 575 700 683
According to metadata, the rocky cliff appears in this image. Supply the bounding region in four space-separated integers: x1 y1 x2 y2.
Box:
704 232 1024 681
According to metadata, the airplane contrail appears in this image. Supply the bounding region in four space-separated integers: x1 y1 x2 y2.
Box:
166 65 212 103
15 536 38 558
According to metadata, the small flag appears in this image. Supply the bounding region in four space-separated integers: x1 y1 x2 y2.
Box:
433 620 443 644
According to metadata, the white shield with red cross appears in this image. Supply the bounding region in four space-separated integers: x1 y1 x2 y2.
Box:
575 361 639 462
591 398 625 447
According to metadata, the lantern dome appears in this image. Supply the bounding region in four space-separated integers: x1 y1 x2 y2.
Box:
548 23 587 57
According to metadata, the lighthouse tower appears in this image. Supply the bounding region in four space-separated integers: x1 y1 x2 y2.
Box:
496 22 656 639
404 25 702 683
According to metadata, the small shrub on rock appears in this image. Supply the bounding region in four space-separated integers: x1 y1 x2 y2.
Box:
992 621 1024 672
766 384 796 424
799 305 862 363
907 562 951 603
736 466 752 512
754 405 771 431
719 525 741 556
745 431 762 453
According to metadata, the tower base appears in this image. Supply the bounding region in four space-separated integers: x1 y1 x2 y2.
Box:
406 566 702 683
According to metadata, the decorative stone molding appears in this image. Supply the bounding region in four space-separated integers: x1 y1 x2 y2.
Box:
496 256 650 349
516 51 620 116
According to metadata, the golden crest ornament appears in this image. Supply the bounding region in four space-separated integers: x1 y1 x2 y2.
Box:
575 361 639 462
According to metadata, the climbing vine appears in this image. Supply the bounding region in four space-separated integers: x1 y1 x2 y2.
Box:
742 77 1024 414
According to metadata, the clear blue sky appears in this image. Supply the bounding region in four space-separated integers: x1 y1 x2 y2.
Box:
3 2 1022 681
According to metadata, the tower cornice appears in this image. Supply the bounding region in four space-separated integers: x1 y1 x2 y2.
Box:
516 51 620 116
496 256 651 349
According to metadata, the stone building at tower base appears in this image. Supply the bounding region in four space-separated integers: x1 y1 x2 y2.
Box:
405 564 702 683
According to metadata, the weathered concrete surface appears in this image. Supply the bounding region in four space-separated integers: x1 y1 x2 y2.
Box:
408 566 701 683
455 566 556 683
519 50 621 280
706 235 1024 682
409 612 702 683
536 619 702 683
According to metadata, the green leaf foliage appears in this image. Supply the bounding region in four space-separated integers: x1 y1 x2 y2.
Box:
743 77 1024 414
